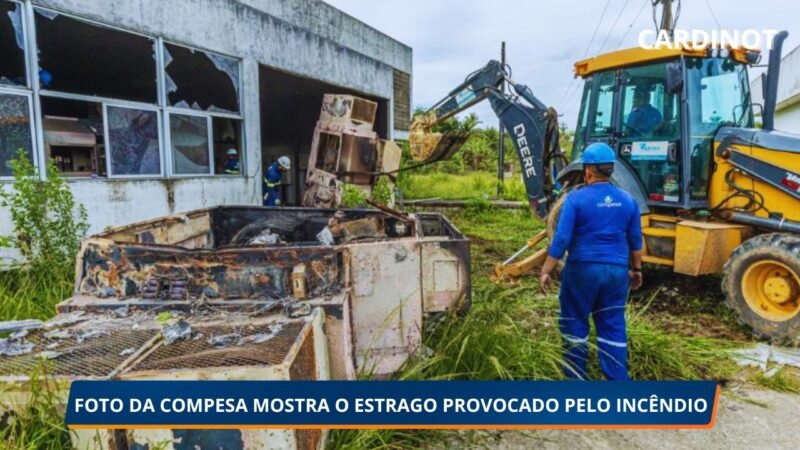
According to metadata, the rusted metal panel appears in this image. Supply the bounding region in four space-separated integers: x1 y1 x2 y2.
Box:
303 94 401 208
418 214 471 314
115 312 325 450
348 240 423 376
303 169 342 209
421 242 467 312
0 327 159 380
76 241 343 300
0 206 469 450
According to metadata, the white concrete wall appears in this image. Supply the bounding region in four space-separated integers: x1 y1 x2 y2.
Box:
751 43 800 133
0 0 412 262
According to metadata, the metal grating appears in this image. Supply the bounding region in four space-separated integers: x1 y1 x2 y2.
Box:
0 328 158 378
130 322 307 372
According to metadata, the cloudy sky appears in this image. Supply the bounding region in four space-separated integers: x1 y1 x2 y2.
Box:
324 0 799 129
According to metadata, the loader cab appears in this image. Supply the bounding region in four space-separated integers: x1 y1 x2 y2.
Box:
572 48 755 211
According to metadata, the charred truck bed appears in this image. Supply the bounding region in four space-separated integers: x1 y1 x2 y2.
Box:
0 206 470 450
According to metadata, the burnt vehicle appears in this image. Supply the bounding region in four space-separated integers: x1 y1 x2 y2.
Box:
0 206 470 450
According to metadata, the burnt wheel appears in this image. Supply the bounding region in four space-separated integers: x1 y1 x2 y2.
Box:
722 233 800 341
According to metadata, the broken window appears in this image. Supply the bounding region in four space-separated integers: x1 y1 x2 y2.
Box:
164 43 240 113
41 97 105 177
212 117 242 175
34 9 157 103
106 106 161 176
170 114 210 175
0 92 34 177
0 1 26 87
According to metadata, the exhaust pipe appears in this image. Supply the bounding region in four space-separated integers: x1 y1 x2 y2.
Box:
763 30 789 131
723 211 800 234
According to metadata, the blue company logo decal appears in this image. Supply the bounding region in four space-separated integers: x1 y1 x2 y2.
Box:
597 195 622 208
631 141 668 161
638 142 660 152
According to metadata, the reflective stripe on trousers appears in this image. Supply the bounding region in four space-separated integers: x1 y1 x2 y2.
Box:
558 261 630 381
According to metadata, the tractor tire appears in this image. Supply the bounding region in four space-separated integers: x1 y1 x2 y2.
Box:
722 233 800 342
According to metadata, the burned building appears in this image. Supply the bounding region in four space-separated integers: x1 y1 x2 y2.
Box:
0 0 412 261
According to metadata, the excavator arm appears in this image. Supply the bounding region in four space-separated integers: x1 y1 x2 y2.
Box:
410 60 566 218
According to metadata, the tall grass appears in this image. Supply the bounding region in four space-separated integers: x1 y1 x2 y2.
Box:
0 151 86 322
0 362 72 449
401 172 527 202
0 269 72 321
328 207 738 449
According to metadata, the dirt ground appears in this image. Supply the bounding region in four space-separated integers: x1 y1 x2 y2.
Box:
482 385 799 449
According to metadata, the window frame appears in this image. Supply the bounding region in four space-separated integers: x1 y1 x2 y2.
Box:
162 40 242 115
613 60 684 206
0 87 36 180
0 0 37 181
7 4 248 182
165 109 214 178
161 40 245 178
103 102 165 179
571 77 593 158
588 70 618 140
32 5 160 105
1 0 30 91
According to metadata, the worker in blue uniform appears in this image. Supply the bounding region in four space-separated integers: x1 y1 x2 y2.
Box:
222 148 241 175
626 87 662 137
539 143 643 380
263 156 291 206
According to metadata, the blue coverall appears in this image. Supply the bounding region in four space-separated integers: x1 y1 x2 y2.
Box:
626 104 662 136
263 162 282 206
223 157 240 174
548 183 643 380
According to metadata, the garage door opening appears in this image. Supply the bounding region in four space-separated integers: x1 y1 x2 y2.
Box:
259 66 388 205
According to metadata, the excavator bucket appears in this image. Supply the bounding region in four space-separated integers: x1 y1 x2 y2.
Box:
409 112 470 162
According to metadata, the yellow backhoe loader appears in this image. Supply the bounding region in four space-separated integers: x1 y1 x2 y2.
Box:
410 32 800 341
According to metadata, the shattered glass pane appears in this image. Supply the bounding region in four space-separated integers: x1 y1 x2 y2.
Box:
35 8 58 20
0 2 26 87
164 43 240 113
0 93 34 177
34 9 157 103
107 106 161 176
170 114 210 174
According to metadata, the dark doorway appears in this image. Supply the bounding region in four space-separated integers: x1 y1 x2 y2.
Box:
258 66 388 205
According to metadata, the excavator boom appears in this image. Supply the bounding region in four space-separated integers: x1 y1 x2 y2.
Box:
409 60 565 217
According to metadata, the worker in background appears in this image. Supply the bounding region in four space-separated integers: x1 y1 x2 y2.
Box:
222 148 241 175
539 143 643 381
626 87 662 137
263 156 291 206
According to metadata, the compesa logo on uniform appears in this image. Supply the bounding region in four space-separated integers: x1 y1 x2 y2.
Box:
597 195 622 208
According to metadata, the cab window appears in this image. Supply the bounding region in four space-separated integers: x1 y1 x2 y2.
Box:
617 62 681 203
686 57 752 200
572 78 592 156
589 71 616 139
619 64 680 140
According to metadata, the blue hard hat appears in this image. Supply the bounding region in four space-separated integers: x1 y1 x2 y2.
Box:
580 143 616 165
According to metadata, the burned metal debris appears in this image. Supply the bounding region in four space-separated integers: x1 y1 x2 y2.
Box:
162 320 192 345
0 339 33 357
303 94 403 208
0 206 471 450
